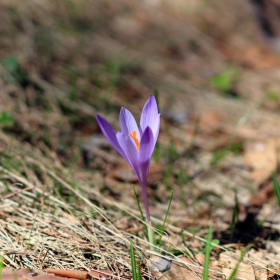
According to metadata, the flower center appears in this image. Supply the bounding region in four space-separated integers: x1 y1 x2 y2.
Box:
128 130 140 151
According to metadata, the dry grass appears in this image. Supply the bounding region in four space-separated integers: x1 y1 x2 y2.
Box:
0 127 208 279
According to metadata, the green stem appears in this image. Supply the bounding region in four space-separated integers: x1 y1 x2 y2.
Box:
147 221 154 249
140 182 154 249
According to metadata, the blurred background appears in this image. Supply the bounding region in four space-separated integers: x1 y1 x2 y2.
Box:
1 0 280 152
2 0 280 243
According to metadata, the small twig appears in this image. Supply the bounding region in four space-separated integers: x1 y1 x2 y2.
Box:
0 185 35 200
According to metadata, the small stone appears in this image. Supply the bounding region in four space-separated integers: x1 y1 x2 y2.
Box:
149 256 172 272
162 109 188 124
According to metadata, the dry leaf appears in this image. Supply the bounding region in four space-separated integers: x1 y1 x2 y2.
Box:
31 275 77 280
2 268 34 280
153 257 206 280
199 112 224 134
88 269 111 279
244 138 280 185
1 268 78 280
219 252 255 280
253 265 267 280
45 269 87 280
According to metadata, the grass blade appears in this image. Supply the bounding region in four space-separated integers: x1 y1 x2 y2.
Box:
230 190 239 242
228 244 251 280
272 172 280 207
0 255 4 280
158 190 173 249
130 240 137 280
154 88 159 110
187 116 200 158
132 185 148 238
137 263 142 280
203 223 213 280
27 212 38 248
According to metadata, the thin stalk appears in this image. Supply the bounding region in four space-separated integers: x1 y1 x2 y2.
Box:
137 264 142 280
228 244 251 280
203 223 213 280
158 190 173 249
27 212 38 248
140 183 150 224
272 172 280 207
132 186 148 238
140 182 154 247
130 240 137 280
0 255 4 280
147 223 154 250
230 190 239 242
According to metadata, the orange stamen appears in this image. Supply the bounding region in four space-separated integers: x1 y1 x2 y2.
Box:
128 130 140 151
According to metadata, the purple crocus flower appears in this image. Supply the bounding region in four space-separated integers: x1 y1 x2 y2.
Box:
96 95 160 229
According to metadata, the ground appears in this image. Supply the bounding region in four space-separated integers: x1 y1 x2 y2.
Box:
1 0 280 279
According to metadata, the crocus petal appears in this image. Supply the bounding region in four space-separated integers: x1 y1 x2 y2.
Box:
138 127 154 184
116 132 141 180
120 107 141 149
140 95 158 136
96 114 128 162
138 127 154 163
151 114 160 143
